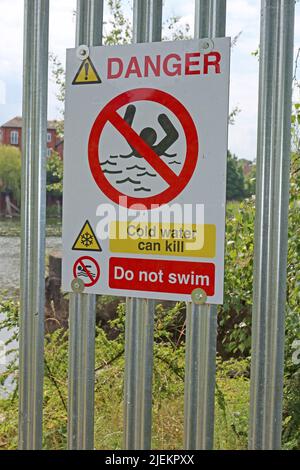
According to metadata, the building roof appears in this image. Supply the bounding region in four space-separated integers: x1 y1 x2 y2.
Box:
1 116 59 130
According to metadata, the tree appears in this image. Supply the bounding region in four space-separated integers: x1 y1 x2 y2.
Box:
226 151 246 201
0 145 22 204
46 151 63 197
104 0 132 45
244 163 256 198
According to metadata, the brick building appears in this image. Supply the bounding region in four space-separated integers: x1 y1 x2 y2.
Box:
0 116 63 158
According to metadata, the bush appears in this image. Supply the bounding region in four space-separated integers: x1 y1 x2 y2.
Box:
226 152 246 201
0 145 21 204
0 296 250 450
46 152 63 197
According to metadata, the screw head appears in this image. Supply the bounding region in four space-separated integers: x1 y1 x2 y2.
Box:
71 278 85 294
191 288 207 305
76 45 89 61
200 39 214 54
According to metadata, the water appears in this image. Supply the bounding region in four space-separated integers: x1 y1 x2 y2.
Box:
0 236 62 295
0 236 62 396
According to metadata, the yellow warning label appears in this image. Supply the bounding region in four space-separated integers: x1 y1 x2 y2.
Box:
72 58 101 85
72 221 102 251
109 222 216 258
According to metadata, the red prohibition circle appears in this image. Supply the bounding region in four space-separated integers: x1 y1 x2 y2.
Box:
73 256 100 287
88 88 199 209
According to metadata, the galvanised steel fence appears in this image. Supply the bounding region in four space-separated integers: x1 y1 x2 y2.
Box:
18 0 295 450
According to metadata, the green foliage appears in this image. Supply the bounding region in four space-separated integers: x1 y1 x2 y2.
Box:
228 106 241 125
280 99 300 449
0 218 61 237
226 152 246 201
282 371 300 450
0 145 22 204
0 145 63 203
49 54 65 137
214 358 250 449
244 163 256 198
163 16 192 41
104 0 132 45
0 295 250 450
46 152 63 196
219 198 254 357
0 218 21 237
0 297 19 397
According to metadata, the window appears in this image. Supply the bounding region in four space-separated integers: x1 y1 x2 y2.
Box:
47 132 52 142
10 130 19 145
47 148 52 158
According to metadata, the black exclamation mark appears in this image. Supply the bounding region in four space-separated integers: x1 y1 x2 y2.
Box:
85 61 89 80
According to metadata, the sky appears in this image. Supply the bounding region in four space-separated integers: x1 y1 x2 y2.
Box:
0 0 299 161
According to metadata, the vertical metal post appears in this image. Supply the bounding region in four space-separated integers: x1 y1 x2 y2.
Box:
194 0 226 38
68 294 96 449
184 0 226 450
123 0 162 451
67 0 103 451
124 298 155 450
19 0 49 450
249 0 295 450
76 0 103 47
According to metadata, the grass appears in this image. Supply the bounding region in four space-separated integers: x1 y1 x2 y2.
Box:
0 367 250 450
0 217 62 237
0 327 250 450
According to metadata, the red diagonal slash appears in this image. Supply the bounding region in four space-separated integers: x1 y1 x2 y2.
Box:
88 88 199 209
78 260 94 283
108 111 179 187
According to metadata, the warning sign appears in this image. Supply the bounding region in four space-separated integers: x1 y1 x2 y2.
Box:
73 256 100 287
109 222 216 257
72 220 102 252
62 38 231 303
72 57 101 85
109 258 215 297
88 88 198 208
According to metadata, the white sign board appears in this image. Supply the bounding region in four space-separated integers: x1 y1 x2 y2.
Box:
62 38 230 304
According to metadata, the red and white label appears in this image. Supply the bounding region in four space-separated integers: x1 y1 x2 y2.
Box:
106 52 222 79
88 88 198 209
73 256 100 287
109 257 215 296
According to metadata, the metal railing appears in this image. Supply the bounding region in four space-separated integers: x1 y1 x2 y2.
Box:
19 0 295 451
184 0 226 450
67 0 103 451
123 0 162 451
249 0 295 450
19 0 49 450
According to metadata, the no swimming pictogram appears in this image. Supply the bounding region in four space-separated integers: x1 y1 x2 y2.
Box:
73 256 100 287
88 88 199 209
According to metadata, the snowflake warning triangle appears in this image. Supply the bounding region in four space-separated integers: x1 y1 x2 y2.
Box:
72 58 101 85
72 220 102 252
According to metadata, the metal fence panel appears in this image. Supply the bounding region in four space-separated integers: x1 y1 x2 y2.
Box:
249 0 295 450
184 0 227 451
18 0 296 451
67 0 104 451
123 0 162 451
19 0 50 450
